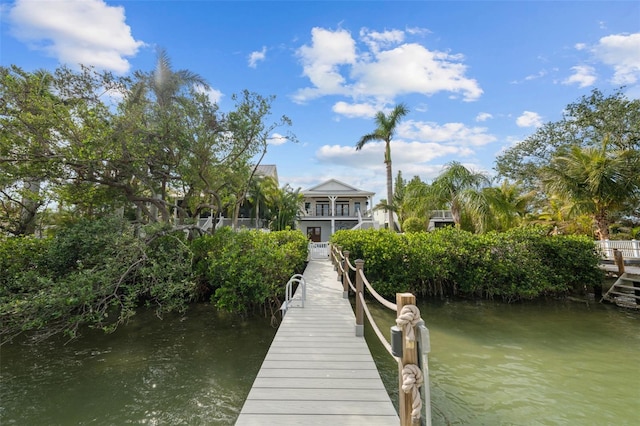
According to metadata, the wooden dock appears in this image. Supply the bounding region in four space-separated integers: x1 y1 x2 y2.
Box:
235 259 399 425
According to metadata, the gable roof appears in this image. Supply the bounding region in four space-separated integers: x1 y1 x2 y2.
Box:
303 179 375 197
255 164 278 185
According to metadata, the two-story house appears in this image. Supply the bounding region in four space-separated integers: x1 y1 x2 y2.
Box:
298 179 376 242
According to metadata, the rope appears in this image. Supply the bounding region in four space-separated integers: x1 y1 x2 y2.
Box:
402 363 423 422
396 304 421 343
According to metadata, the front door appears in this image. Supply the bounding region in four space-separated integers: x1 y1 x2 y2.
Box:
307 227 321 242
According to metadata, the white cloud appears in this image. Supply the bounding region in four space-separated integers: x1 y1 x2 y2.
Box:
293 26 482 105
194 84 223 104
475 112 493 122
8 0 144 73
359 27 405 53
592 33 640 85
563 65 597 88
268 133 289 146
398 120 497 147
524 70 547 81
574 43 587 51
405 26 431 37
316 140 467 171
332 101 380 118
248 46 267 68
313 118 494 186
294 27 357 101
516 111 543 128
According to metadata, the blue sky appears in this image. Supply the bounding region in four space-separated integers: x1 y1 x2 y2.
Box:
1 0 639 203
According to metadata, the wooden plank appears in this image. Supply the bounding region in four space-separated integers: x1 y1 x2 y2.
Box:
241 400 395 415
256 368 384 379
266 346 370 355
259 360 378 370
235 414 398 426
613 284 640 291
236 258 399 425
251 377 388 389
263 353 373 362
246 387 392 401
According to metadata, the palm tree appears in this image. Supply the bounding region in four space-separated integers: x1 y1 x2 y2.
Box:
480 181 535 232
144 48 209 109
126 48 210 223
356 104 409 231
541 140 640 240
265 184 304 231
246 175 278 229
429 161 490 229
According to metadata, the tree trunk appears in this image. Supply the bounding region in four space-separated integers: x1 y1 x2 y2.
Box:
19 178 42 235
595 210 609 240
385 151 394 232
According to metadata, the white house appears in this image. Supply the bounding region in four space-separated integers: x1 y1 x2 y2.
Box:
298 179 376 242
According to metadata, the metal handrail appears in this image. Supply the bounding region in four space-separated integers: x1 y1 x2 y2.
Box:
281 274 306 316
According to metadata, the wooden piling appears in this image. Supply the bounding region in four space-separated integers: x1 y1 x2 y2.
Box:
397 292 418 426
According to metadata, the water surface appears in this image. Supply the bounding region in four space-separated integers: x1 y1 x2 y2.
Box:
1 304 276 425
366 298 640 425
2 298 639 425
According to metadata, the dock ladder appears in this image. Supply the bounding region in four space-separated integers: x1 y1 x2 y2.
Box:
600 272 640 309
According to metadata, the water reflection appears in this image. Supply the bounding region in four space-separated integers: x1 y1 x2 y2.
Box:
365 299 640 425
0 304 276 425
2 298 639 425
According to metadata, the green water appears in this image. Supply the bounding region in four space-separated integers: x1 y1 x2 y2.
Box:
0 304 276 425
366 299 640 425
1 299 639 425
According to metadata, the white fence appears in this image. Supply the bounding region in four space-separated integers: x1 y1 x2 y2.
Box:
308 242 330 260
595 240 640 259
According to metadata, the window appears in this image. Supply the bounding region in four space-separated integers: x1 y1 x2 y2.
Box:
335 202 349 216
316 203 330 216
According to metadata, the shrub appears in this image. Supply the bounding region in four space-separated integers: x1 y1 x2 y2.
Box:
0 217 197 343
330 226 603 302
199 229 308 315
403 217 427 233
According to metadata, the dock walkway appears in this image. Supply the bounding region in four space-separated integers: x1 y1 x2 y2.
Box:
235 259 399 425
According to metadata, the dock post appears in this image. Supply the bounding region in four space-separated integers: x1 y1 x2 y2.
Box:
355 259 365 337
397 292 419 426
342 251 350 298
613 249 625 275
337 246 343 281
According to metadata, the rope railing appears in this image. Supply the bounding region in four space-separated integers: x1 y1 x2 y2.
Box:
330 243 432 426
358 291 394 357
358 268 398 311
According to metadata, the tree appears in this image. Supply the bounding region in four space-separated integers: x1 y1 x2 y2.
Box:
541 140 640 240
496 88 640 189
0 66 57 235
265 184 304 231
246 174 278 229
0 65 122 235
356 103 409 231
429 161 490 230
1 56 294 233
123 48 211 223
480 181 534 232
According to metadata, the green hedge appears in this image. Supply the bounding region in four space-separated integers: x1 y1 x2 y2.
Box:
191 228 309 314
1 218 194 342
330 227 603 301
1 222 308 342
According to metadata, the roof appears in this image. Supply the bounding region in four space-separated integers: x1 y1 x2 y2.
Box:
302 179 375 197
255 164 278 185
